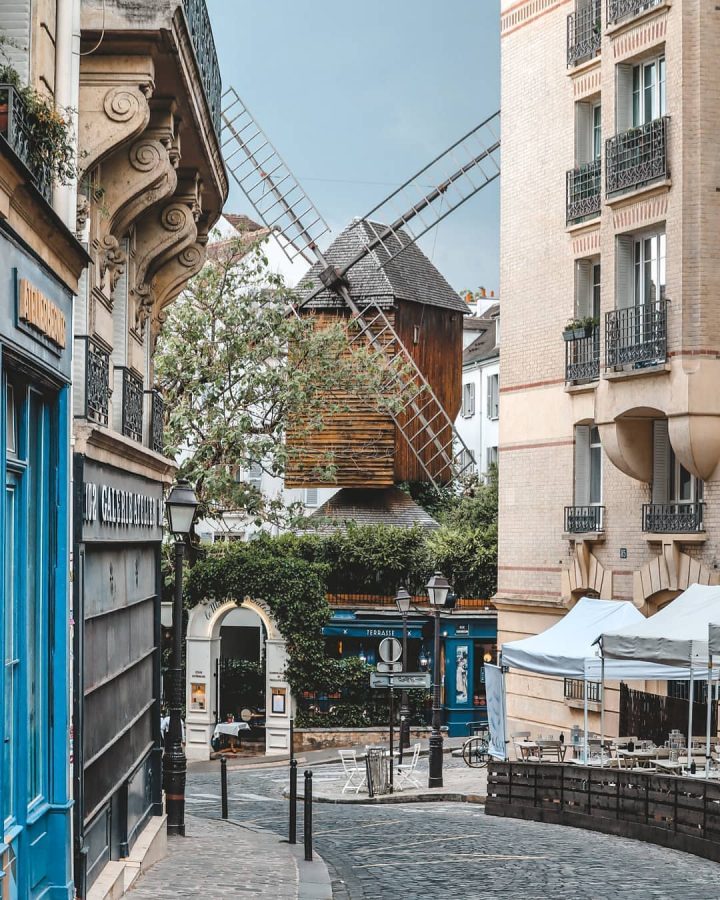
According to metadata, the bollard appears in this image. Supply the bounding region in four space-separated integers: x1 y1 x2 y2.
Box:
289 759 297 844
220 756 228 820
303 770 313 861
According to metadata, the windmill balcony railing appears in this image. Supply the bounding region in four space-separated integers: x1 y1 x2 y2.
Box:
605 299 668 369
567 0 602 66
566 159 601 224
181 0 221 135
565 325 600 382
605 117 668 196
642 502 704 534
564 505 605 534
607 0 663 26
0 84 52 202
121 368 144 444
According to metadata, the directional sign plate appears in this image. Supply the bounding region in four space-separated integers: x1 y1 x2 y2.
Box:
370 671 432 690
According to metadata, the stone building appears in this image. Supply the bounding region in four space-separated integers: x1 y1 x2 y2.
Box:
498 0 719 737
71 1 227 893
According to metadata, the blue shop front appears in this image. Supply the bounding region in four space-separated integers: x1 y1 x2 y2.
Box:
322 606 497 737
0 230 74 896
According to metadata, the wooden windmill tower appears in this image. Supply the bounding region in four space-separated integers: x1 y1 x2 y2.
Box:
221 89 501 492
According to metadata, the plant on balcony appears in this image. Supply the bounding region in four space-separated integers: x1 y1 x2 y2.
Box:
0 64 76 186
563 316 599 341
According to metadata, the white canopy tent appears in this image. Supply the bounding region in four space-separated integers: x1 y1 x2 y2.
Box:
601 583 720 770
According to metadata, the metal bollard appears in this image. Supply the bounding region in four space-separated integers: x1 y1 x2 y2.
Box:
303 770 313 861
289 759 297 844
220 756 228 820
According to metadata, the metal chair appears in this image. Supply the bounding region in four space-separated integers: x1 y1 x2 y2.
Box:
511 731 531 760
396 743 422 790
338 749 367 794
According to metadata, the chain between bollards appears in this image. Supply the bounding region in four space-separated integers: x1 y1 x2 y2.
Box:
303 769 313 861
289 759 297 844
220 756 228 819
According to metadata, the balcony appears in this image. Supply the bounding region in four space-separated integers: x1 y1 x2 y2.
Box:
564 505 605 534
605 117 668 196
181 0 221 135
86 342 110 427
566 160 601 224
121 368 143 443
567 0 602 67
605 300 667 369
565 677 602 703
0 84 52 201
607 0 663 26
565 327 600 383
642 503 704 534
148 389 165 455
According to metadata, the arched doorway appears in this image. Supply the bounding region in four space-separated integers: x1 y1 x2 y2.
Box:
184 597 292 760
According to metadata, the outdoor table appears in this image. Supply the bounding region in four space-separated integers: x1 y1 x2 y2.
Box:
213 721 251 751
617 748 660 768
516 741 539 761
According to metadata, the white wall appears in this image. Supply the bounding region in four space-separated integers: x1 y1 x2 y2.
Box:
456 355 499 478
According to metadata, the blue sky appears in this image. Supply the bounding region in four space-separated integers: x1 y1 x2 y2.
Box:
206 0 500 294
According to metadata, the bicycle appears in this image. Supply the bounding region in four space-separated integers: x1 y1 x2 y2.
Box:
462 728 490 768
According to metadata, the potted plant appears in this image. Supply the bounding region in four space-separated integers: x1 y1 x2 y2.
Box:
563 316 598 340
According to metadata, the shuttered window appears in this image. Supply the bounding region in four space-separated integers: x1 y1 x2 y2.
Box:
574 424 602 506
487 374 499 420
462 382 475 418
575 259 593 318
652 419 670 504
615 234 635 308
575 102 593 166
486 446 498 470
304 488 318 507
0 0 32 83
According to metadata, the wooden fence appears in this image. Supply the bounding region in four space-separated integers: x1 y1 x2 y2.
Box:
619 683 716 746
486 761 720 863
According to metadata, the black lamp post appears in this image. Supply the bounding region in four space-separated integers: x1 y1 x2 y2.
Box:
395 586 412 750
426 571 451 788
163 480 198 837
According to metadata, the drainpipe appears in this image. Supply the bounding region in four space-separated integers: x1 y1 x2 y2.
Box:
53 0 81 230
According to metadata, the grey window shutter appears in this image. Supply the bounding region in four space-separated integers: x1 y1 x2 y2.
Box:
575 259 593 318
615 234 635 308
469 382 475 416
0 0 32 83
575 102 592 166
652 419 670 504
615 64 634 133
574 425 591 506
486 374 492 419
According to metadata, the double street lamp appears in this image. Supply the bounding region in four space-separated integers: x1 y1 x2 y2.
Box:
426 571 452 789
163 481 199 837
395 586 412 751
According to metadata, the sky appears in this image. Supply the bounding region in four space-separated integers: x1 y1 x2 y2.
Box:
206 0 500 295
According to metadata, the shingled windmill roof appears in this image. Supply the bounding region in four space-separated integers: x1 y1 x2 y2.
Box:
305 487 439 532
298 219 469 314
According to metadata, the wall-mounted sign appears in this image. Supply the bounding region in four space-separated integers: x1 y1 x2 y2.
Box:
83 481 161 528
190 683 206 711
271 688 287 715
17 277 67 349
79 459 164 543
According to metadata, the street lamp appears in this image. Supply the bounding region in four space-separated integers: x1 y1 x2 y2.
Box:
426 571 451 788
163 480 198 837
395 586 412 750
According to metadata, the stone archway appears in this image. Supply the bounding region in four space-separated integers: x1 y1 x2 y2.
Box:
184 596 292 760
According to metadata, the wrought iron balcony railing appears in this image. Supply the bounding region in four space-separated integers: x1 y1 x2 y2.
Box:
605 117 668 196
605 300 667 369
565 677 602 703
121 368 144 443
565 327 600 382
566 159 601 224
0 84 52 201
567 0 602 66
564 505 605 533
642 502 704 534
607 0 663 26
182 0 221 135
149 389 165 455
86 341 110 427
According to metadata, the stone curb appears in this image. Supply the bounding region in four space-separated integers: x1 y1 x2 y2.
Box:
284 789 486 805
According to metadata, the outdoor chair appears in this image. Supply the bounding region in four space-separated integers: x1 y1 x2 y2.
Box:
536 739 564 762
396 743 422 790
511 731 531 760
338 749 367 794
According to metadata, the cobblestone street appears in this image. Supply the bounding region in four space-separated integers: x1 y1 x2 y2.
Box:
175 759 720 900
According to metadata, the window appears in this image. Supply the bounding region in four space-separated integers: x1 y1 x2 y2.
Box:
574 101 602 165
462 382 475 418
616 230 665 308
486 374 499 420
304 488 318 507
632 56 666 126
486 446 498 470
574 424 602 508
592 103 602 160
246 462 262 489
574 259 600 320
652 420 703 505
460 449 476 472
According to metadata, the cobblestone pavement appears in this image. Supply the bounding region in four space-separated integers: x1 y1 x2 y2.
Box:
186 758 720 900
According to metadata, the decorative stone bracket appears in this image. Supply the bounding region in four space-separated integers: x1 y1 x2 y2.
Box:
634 533 717 609
561 536 613 605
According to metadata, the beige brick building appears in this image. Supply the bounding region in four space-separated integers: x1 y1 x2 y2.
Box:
497 0 720 737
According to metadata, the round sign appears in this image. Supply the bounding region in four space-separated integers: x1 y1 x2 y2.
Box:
240 708 253 722
378 637 402 663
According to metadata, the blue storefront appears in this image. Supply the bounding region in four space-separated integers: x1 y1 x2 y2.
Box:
0 231 74 896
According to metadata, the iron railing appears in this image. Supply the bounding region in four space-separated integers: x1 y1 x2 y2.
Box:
605 300 667 369
605 117 668 196
607 0 663 25
564 505 605 533
566 160 601 224
567 0 602 66
0 84 52 201
564 677 602 703
565 327 600 382
642 502 704 533
149 389 165 455
182 0 221 135
86 341 110 427
121 369 143 443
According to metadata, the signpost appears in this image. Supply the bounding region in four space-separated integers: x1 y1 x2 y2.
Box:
370 672 432 689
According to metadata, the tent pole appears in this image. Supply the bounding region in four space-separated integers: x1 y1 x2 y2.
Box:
687 663 694 773
600 654 605 766
707 653 713 775
583 670 589 764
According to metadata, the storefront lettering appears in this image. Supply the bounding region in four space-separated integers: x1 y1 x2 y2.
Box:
83 481 160 527
367 628 398 637
18 278 66 348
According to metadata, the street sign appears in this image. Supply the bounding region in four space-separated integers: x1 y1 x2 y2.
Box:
370 672 432 690
378 637 402 663
376 661 403 673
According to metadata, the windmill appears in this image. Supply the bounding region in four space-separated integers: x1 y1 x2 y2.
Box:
221 88 501 491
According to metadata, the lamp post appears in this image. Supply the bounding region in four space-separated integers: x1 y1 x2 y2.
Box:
395 586 412 750
163 480 198 837
426 571 451 788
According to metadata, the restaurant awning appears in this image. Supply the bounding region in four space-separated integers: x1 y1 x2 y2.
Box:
323 622 425 639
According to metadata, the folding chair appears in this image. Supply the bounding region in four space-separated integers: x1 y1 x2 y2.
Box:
396 743 422 790
338 749 367 794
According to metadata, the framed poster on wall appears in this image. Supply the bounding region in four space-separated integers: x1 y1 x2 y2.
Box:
271 688 286 715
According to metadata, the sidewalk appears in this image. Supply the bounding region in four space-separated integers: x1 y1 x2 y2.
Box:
127 814 332 900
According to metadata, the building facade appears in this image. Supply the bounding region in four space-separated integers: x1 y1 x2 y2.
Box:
498 0 720 738
71 1 227 893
